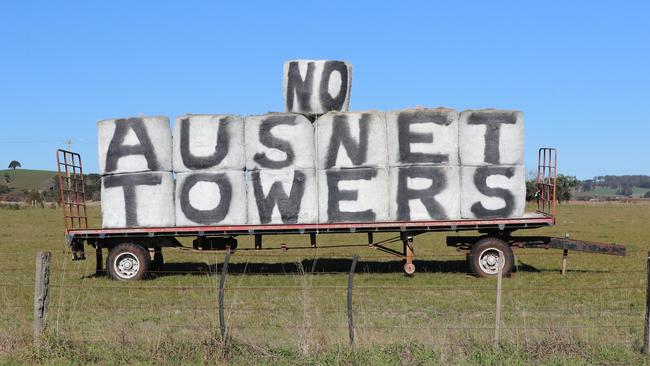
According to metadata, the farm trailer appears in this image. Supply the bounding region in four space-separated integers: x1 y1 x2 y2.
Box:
56 148 625 281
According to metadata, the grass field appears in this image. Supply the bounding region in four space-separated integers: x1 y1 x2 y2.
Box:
0 169 57 191
573 186 650 199
1 203 650 364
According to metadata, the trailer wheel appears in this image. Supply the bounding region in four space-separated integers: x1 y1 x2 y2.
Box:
106 243 150 281
468 237 514 278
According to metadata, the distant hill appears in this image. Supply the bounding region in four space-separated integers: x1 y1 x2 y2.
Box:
574 186 650 199
0 169 58 191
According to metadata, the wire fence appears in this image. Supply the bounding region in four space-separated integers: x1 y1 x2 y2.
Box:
1 248 648 353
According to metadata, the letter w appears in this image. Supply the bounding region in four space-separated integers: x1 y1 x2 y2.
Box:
252 171 306 224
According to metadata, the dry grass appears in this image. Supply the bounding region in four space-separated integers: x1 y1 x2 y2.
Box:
1 202 650 364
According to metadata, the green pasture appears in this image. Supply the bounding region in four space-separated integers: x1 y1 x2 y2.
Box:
1 202 650 364
0 169 57 191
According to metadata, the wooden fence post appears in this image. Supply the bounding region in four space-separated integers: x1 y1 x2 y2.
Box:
643 252 650 353
34 251 51 345
561 233 570 275
219 249 231 353
347 255 359 347
494 252 503 349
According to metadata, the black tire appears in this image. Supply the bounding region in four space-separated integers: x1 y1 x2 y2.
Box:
106 243 150 281
468 237 514 278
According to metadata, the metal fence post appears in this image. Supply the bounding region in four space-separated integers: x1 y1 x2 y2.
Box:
494 252 503 349
219 249 231 353
348 255 359 347
643 252 650 353
34 251 51 346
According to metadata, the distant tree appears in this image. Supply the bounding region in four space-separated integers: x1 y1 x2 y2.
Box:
556 174 579 203
580 179 594 192
8 160 21 170
617 183 633 197
43 173 102 202
644 191 650 198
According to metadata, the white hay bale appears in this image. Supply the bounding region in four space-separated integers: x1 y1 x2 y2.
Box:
246 169 318 224
315 111 387 169
283 60 352 114
101 172 175 228
173 115 245 172
459 109 524 166
386 108 459 166
318 168 389 223
98 116 172 175
175 171 247 226
388 165 460 221
460 165 526 219
244 113 315 170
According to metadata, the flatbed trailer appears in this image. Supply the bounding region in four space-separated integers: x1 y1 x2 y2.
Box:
57 148 625 280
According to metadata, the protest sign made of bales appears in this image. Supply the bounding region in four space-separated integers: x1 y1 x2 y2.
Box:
97 60 525 229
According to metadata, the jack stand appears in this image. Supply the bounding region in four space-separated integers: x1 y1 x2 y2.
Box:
401 233 415 275
95 246 103 275
310 233 317 248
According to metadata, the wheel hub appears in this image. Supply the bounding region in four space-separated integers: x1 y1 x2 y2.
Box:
114 253 140 279
478 248 503 275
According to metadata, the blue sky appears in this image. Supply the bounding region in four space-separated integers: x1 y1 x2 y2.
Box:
0 1 647 179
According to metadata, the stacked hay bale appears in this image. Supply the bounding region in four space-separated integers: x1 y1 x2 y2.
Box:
386 108 461 221
172 114 247 226
315 111 389 222
283 60 352 116
97 60 528 229
459 110 525 219
244 113 318 224
97 117 174 228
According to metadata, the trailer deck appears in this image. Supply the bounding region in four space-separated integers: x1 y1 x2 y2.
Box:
65 212 554 240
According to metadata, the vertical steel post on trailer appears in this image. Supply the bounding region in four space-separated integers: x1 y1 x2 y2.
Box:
537 148 557 217
56 149 88 230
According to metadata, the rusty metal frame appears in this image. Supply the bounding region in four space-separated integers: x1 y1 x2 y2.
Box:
537 147 557 217
66 215 555 240
56 149 88 230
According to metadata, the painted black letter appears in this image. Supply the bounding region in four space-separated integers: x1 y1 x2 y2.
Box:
103 173 162 226
179 173 232 224
470 166 515 218
397 110 451 164
105 118 158 172
326 169 376 222
286 61 315 111
252 171 306 224
319 61 349 112
466 111 517 164
253 115 297 169
396 166 448 220
179 117 231 170
325 114 370 168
